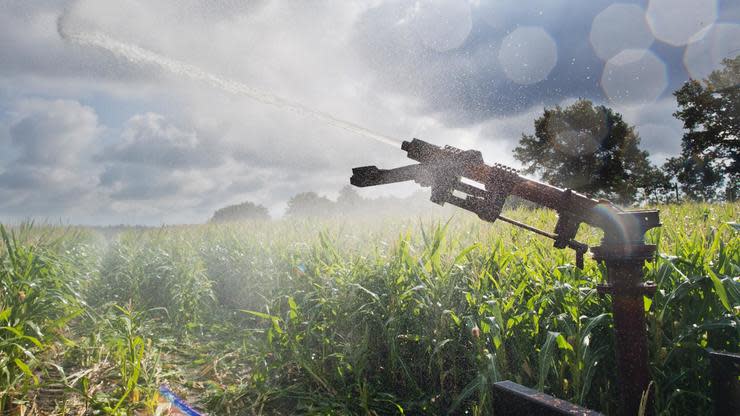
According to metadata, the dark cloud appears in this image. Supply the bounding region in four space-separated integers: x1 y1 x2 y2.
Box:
0 98 102 216
0 166 67 190
351 0 704 125
0 0 736 224
351 0 594 122
9 99 99 165
1 98 99 176
100 164 183 200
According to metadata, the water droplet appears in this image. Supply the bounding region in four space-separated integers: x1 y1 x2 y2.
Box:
590 4 654 61
646 0 717 46
683 23 740 80
498 26 557 85
601 49 667 106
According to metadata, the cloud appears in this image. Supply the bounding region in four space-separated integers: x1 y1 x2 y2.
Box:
0 1 150 90
9 98 100 165
0 0 734 224
100 113 221 168
351 0 612 123
0 98 102 217
615 98 684 163
94 112 262 211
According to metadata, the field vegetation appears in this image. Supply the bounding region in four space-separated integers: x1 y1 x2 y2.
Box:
0 202 737 415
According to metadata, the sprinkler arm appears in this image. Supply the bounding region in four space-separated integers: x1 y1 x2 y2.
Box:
352 138 662 415
351 138 660 267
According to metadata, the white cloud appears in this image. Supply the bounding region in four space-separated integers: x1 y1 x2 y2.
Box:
0 98 103 218
615 98 683 163
8 98 100 166
0 0 720 224
102 113 220 168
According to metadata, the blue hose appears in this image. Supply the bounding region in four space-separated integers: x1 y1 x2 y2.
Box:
158 385 203 416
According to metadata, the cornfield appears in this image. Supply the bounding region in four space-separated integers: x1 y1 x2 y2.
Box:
0 202 737 415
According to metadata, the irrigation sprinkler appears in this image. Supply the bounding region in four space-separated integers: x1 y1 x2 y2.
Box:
351 138 661 416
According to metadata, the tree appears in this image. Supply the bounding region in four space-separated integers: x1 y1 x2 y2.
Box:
336 185 363 210
285 192 335 218
671 55 739 201
640 165 675 204
210 201 269 222
514 99 654 204
662 154 724 202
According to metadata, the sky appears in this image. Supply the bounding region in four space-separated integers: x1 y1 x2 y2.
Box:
0 0 738 225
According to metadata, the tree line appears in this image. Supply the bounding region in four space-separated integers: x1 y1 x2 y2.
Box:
211 56 738 222
515 55 738 204
209 188 445 222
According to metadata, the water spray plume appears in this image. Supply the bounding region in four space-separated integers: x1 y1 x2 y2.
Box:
57 17 400 148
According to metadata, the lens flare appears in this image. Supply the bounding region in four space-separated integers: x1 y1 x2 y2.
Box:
498 26 557 85
590 4 654 61
407 0 472 52
545 107 608 157
601 49 667 106
684 23 740 80
646 0 717 47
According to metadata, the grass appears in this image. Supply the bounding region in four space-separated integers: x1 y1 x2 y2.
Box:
0 202 737 415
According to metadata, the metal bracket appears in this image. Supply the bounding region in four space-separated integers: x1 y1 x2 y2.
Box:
493 381 604 416
708 349 740 416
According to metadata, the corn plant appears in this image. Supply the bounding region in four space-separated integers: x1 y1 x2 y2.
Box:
97 302 160 414
92 231 214 332
230 203 738 415
0 225 84 412
0 203 736 415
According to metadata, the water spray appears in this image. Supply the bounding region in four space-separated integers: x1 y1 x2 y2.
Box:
57 17 400 148
352 138 662 416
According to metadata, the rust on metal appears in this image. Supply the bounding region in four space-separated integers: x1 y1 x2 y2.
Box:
351 138 661 416
493 381 603 415
708 349 740 415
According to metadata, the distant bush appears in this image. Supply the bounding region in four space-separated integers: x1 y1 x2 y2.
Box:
210 201 269 223
285 192 335 218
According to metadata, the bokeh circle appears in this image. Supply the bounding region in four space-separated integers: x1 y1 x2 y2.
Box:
601 49 667 106
409 0 473 52
590 4 654 61
683 23 740 80
646 0 717 46
498 26 558 85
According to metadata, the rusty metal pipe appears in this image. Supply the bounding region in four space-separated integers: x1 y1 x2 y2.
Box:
352 138 662 415
594 246 657 416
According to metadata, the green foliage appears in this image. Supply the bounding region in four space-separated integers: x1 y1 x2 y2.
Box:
1 203 738 415
222 203 737 415
196 223 289 310
644 205 740 413
663 155 724 202
514 99 655 204
100 303 160 414
63 301 162 415
285 192 336 218
0 224 86 412
92 231 214 331
237 219 616 414
669 55 740 201
210 200 270 223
